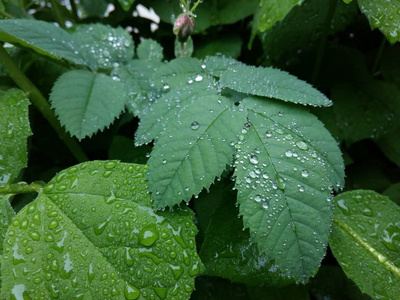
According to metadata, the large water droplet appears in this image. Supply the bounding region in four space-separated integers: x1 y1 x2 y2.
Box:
381 223 400 251
249 155 259 164
191 121 199 130
124 284 140 300
138 224 159 246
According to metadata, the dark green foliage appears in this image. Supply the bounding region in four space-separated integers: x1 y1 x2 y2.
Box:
0 0 399 298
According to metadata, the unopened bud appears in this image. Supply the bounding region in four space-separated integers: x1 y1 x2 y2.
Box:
173 13 194 42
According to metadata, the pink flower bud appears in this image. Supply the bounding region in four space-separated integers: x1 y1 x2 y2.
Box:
173 13 194 41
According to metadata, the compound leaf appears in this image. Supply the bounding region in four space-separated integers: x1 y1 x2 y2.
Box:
147 95 246 209
0 89 31 183
72 23 134 71
220 64 332 107
50 69 127 140
358 0 400 44
234 96 344 282
330 190 400 299
1 161 203 299
0 19 87 66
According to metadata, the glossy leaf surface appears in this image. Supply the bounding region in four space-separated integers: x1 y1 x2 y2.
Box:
1 161 203 299
330 190 400 299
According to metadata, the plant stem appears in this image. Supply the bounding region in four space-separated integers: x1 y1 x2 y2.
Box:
371 37 386 76
68 0 79 21
0 44 88 162
0 9 13 19
311 0 338 84
0 182 45 195
50 0 66 29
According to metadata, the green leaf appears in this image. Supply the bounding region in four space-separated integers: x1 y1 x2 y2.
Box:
50 70 127 140
136 39 163 61
0 194 15 286
80 0 108 17
153 57 205 89
72 23 134 71
135 78 218 145
0 89 31 183
116 59 164 117
234 96 344 282
358 0 400 44
198 180 292 286
330 190 400 299
0 19 87 65
377 127 400 168
331 80 400 144
193 35 242 59
117 0 135 11
383 183 400 206
220 64 332 107
251 0 304 41
147 95 246 208
260 0 358 65
202 55 244 78
1 161 203 299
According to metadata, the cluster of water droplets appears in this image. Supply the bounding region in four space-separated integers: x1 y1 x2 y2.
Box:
3 162 202 299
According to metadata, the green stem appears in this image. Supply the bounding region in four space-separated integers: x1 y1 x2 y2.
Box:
311 0 338 84
0 182 45 195
0 9 13 19
371 37 386 76
0 44 88 162
68 0 79 21
50 0 66 29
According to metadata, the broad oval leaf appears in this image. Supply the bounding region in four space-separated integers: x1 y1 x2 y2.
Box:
72 23 134 71
0 89 31 183
1 161 203 299
147 95 246 208
0 19 87 66
358 0 400 44
234 96 344 282
50 70 127 140
330 190 400 299
220 64 332 107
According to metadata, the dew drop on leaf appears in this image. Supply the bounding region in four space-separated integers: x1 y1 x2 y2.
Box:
301 169 309 178
249 155 259 164
190 121 199 130
296 141 309 150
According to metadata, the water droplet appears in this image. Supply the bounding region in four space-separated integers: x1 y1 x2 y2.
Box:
104 161 118 169
296 141 309 150
254 195 262 202
249 155 259 164
190 121 199 130
285 150 293 157
337 199 350 215
194 74 203 82
381 223 400 251
163 83 170 90
124 284 140 300
138 224 159 246
301 170 309 178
